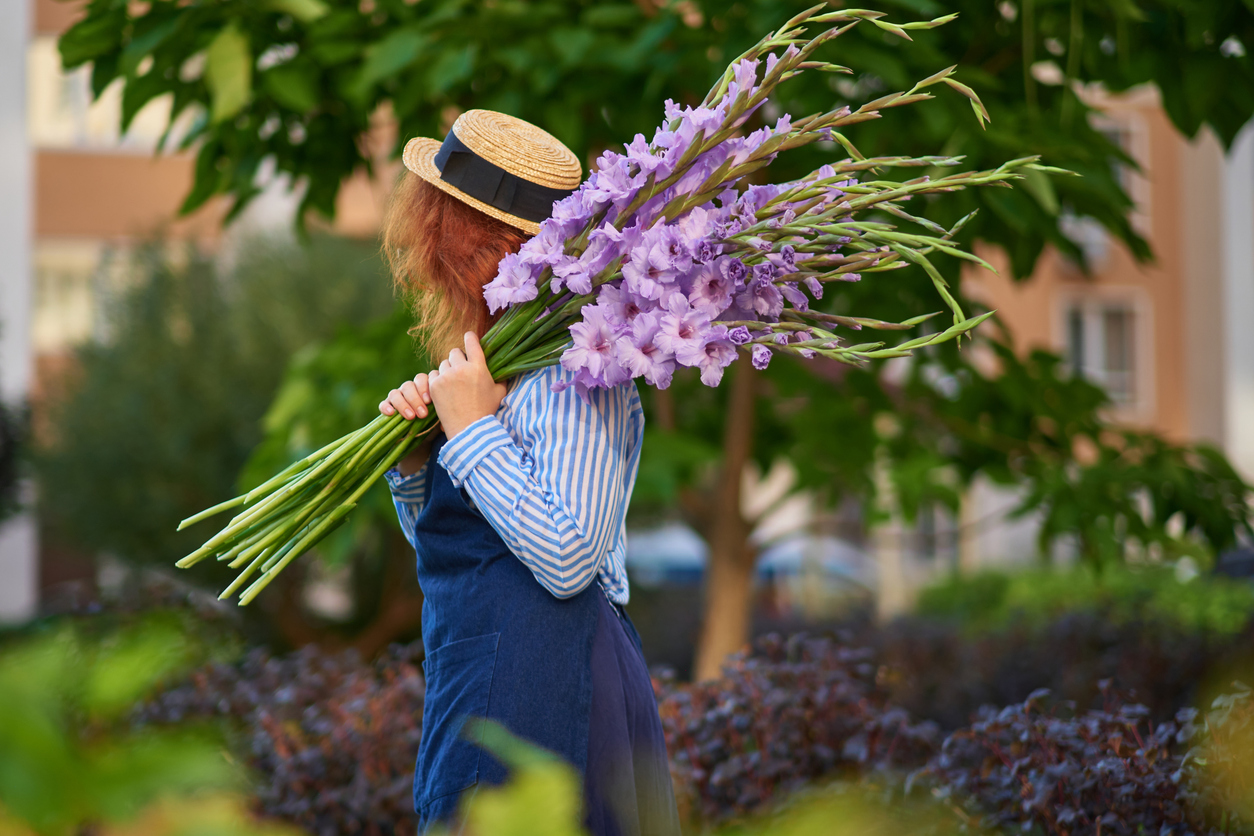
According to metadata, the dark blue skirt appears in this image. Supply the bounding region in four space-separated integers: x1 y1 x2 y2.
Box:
585 593 681 836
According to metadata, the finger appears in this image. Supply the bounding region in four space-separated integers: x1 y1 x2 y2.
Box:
387 389 416 420
379 398 395 416
447 348 467 368
464 331 486 366
439 358 452 375
413 372 432 404
399 381 428 418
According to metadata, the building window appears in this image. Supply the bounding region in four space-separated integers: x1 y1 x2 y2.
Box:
1065 299 1138 405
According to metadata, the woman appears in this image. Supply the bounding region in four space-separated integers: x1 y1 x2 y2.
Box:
376 110 680 836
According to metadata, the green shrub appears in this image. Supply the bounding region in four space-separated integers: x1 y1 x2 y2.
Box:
917 564 1254 636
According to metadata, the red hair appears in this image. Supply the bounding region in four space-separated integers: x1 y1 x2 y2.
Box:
382 173 529 362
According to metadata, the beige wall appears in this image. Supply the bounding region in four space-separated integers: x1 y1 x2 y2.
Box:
36 150 224 240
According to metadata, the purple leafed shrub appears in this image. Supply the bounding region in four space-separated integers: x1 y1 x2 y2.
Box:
923 683 1236 836
135 642 424 836
655 633 941 822
134 631 1254 834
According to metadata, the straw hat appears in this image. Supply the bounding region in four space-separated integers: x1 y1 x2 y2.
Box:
402 110 583 236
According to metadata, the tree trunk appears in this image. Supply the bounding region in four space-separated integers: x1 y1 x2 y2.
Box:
692 357 757 682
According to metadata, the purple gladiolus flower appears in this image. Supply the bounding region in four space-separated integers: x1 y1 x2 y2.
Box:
484 253 539 313
623 225 691 300
751 344 772 370
688 330 738 386
553 366 626 404
621 312 675 389
694 239 719 264
682 105 726 136
780 282 809 312
732 278 777 323
586 155 642 209
751 262 775 282
518 221 569 269
732 58 760 99
765 44 798 80
688 263 736 316
728 325 753 345
598 284 653 326
561 306 624 381
552 259 592 295
550 190 594 232
556 227 622 295
719 256 747 285
803 276 824 299
656 295 710 359
778 245 797 272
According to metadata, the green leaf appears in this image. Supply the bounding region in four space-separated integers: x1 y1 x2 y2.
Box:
1022 167 1060 215
353 28 427 99
204 23 253 123
180 140 224 215
58 8 126 68
263 61 320 112
427 44 476 94
264 0 330 23
120 69 174 132
89 53 120 98
118 16 181 77
581 4 641 28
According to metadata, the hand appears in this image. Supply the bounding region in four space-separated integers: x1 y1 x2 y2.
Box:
380 373 432 421
380 373 435 476
428 332 507 439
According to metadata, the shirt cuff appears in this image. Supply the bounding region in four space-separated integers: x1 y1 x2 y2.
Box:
438 416 514 488
384 465 428 499
384 465 424 488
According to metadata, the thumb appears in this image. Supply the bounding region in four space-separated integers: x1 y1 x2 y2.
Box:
464 331 487 366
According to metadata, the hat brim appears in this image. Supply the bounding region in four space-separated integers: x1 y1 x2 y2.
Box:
402 137 541 236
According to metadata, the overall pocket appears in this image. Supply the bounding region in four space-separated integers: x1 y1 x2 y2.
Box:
416 632 501 810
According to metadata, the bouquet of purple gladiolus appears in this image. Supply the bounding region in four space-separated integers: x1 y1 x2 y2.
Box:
175 6 1061 604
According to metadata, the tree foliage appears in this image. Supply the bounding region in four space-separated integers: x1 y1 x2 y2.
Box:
60 0 1253 275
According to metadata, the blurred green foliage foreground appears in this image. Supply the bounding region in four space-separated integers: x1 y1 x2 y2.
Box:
0 612 291 836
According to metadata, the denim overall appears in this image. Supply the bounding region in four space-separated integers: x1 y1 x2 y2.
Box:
410 435 678 835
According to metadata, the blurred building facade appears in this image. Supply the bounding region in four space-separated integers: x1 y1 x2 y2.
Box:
0 0 1250 621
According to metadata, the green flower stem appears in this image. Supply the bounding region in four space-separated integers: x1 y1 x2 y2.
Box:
237 504 357 605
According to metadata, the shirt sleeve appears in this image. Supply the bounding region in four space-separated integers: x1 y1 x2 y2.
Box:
437 371 636 599
385 465 429 551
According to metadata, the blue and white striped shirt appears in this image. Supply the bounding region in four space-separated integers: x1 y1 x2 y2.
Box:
384 364 643 605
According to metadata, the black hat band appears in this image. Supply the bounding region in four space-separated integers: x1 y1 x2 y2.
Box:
433 130 577 224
